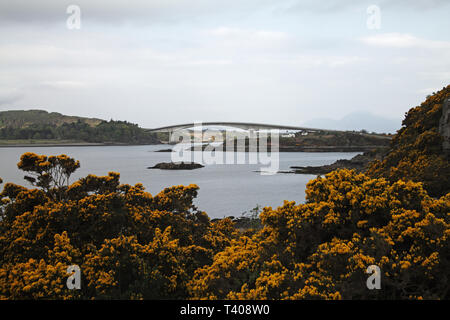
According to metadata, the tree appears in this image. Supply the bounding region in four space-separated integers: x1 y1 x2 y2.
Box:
17 152 80 201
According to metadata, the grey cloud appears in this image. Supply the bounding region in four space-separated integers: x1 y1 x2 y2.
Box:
1 0 448 27
0 90 24 106
380 0 450 10
0 0 280 25
0 0 448 26
281 0 450 14
302 111 402 134
0 0 448 129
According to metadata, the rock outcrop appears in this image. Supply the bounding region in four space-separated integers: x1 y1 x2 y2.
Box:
289 149 384 175
439 98 450 157
147 162 204 170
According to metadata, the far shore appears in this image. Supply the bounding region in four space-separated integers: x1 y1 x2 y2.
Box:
0 141 164 148
0 141 385 153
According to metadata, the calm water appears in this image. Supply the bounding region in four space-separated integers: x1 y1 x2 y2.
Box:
0 145 359 218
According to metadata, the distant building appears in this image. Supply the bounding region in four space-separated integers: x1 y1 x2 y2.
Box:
281 133 295 138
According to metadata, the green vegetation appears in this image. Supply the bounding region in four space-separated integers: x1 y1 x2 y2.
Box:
280 130 391 148
368 85 450 197
0 110 102 128
0 153 448 299
0 88 448 300
0 110 158 145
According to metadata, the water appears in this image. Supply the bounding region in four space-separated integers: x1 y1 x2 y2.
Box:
0 145 359 218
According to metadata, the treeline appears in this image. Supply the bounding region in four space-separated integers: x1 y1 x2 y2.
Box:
0 119 159 144
280 130 391 147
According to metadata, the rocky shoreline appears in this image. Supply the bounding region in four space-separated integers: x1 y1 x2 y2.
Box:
288 150 384 174
183 144 387 153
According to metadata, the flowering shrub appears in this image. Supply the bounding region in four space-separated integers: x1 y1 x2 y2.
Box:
368 85 450 197
187 169 449 299
1 88 449 299
0 154 237 299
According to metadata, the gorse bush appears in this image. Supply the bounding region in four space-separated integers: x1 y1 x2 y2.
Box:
368 85 450 198
0 155 448 299
188 170 449 299
0 153 237 299
0 88 449 299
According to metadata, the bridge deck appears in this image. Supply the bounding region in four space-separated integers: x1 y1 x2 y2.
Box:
145 121 342 133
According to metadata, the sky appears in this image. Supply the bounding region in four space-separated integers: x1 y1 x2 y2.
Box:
0 0 449 132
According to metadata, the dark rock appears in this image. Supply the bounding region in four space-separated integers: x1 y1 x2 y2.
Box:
290 149 384 175
147 161 204 170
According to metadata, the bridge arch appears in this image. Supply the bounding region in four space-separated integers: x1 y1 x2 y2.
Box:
145 121 336 133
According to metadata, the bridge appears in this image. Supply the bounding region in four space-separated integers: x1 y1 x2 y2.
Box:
145 121 342 134
145 122 391 143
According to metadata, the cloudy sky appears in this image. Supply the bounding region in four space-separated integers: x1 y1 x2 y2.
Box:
0 0 449 132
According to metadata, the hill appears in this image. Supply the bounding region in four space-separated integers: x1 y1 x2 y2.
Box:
368 85 450 197
0 110 102 129
0 109 159 145
279 129 391 151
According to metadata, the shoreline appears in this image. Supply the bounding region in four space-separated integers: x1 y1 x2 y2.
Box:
0 142 384 153
183 144 386 153
0 142 163 148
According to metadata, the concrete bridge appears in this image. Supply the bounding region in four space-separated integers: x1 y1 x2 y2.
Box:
145 121 342 134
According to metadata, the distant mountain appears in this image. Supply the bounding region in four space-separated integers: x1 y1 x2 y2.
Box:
0 110 102 129
302 112 401 134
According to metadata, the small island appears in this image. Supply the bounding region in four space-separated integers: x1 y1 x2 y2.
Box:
289 150 383 174
147 161 204 170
